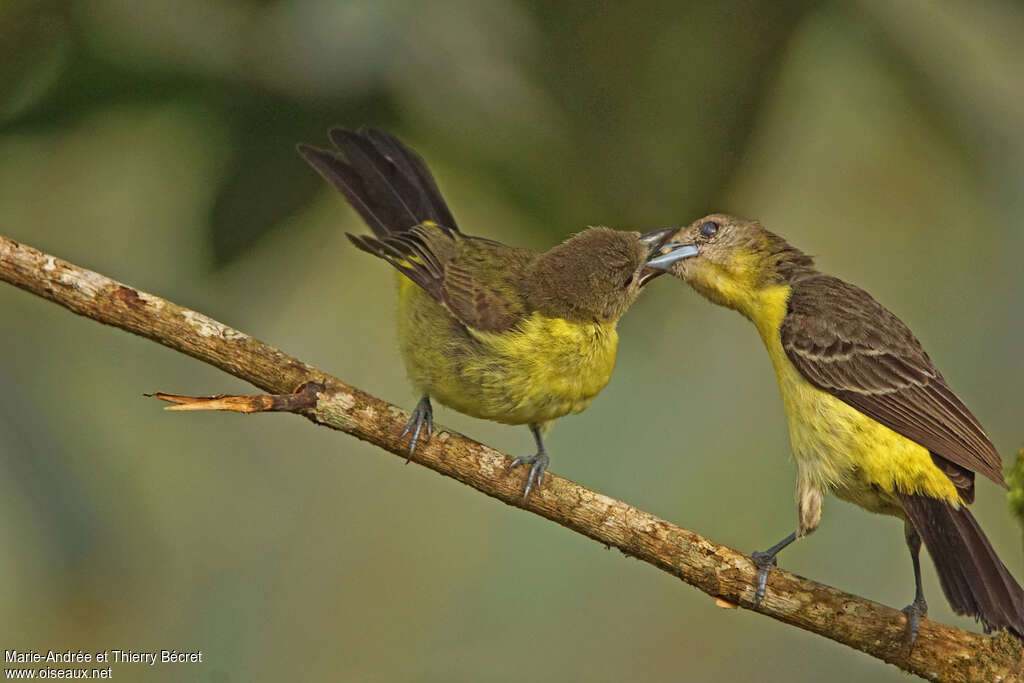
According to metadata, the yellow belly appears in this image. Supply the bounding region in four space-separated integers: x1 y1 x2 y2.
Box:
396 278 618 426
771 349 961 508
751 286 961 516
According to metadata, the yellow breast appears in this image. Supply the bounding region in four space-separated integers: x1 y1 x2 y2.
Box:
395 278 619 426
466 313 619 425
749 285 961 507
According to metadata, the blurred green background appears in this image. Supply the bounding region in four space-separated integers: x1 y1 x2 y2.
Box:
2 0 1023 680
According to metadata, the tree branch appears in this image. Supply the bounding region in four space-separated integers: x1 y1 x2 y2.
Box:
2 234 1021 682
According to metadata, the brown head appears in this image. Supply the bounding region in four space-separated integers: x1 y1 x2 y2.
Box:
525 227 673 322
646 214 817 314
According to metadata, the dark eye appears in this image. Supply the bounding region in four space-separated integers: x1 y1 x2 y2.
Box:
700 221 719 238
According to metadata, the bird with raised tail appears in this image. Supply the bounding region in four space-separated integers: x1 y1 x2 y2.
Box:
299 128 673 499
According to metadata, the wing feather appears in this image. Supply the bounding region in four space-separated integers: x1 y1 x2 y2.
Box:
781 275 1004 491
348 223 528 334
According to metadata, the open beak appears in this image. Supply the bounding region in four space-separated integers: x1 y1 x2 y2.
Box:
637 228 679 286
645 242 698 271
639 227 675 252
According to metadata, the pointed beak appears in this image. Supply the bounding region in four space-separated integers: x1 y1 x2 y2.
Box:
645 243 699 271
636 228 681 287
639 227 675 255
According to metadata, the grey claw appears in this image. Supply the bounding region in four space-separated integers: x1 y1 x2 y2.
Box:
750 551 777 607
408 419 424 456
900 598 927 652
509 453 549 500
401 397 433 461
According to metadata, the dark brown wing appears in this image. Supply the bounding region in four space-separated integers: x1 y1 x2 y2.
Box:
781 275 1005 492
349 223 530 334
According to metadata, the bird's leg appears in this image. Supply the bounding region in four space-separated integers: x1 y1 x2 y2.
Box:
508 424 549 500
900 521 928 650
399 395 433 461
750 532 797 606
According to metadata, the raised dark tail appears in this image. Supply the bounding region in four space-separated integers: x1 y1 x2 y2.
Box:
297 127 458 239
899 491 1024 638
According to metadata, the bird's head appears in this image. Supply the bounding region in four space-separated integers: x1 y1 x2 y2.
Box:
527 227 674 322
645 214 816 314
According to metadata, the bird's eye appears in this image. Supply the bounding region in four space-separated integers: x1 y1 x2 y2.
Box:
700 221 719 238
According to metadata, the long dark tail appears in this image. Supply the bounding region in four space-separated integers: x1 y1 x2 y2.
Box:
297 127 458 239
899 492 1024 637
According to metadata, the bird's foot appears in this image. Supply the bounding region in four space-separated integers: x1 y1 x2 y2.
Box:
750 549 779 607
399 396 433 461
508 452 549 501
900 596 928 653
747 532 797 607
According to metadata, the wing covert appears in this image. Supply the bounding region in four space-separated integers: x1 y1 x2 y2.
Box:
780 275 1004 490
349 223 528 334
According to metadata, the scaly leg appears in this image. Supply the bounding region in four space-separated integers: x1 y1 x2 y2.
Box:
750 532 797 606
399 395 433 461
508 424 549 500
900 521 928 650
